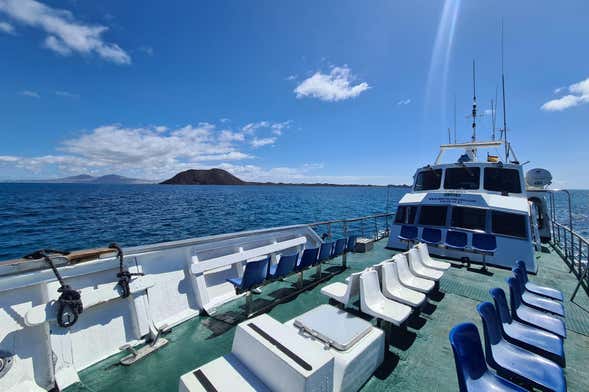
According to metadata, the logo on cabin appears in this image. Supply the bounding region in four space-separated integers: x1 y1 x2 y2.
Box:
424 193 486 207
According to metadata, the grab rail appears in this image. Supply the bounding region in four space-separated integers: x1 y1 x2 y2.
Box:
552 221 589 300
308 212 395 242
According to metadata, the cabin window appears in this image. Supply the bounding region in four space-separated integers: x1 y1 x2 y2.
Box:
418 206 447 227
414 169 442 191
395 206 417 224
484 168 522 193
491 211 528 239
444 167 480 190
451 207 486 231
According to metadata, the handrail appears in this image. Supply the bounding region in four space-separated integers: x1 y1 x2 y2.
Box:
552 221 589 300
308 212 394 227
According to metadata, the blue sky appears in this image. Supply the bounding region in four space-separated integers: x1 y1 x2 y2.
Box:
0 0 588 187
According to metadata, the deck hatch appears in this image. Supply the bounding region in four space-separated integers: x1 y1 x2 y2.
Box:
247 322 313 371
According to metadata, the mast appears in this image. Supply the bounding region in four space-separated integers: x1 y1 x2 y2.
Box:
453 94 457 143
501 20 509 160
471 60 477 143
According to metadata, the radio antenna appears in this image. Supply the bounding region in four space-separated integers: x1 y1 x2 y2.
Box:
471 60 477 143
501 20 509 160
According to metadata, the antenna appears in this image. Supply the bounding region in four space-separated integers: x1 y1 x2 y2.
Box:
491 99 496 141
501 21 509 160
471 60 477 143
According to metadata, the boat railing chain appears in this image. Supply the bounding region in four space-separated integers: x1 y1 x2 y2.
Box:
109 243 144 299
24 249 83 328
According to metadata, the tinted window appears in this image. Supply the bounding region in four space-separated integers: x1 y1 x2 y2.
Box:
484 168 522 193
444 167 480 190
491 211 528 239
394 206 417 224
451 207 486 231
418 206 447 227
414 169 442 191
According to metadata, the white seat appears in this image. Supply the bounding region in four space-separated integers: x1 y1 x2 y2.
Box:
406 248 443 281
375 261 426 308
320 272 361 307
394 254 435 294
359 270 412 326
416 243 451 271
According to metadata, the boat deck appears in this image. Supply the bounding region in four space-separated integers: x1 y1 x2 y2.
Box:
66 240 589 392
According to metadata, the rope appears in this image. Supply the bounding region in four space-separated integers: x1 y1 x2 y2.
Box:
109 243 144 298
25 249 83 328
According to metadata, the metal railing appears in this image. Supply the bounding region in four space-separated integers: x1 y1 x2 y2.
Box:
308 212 395 242
548 189 589 300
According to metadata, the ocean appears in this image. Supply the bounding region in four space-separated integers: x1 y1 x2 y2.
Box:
0 183 587 261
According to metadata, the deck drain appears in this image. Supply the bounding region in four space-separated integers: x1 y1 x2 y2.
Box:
0 351 14 378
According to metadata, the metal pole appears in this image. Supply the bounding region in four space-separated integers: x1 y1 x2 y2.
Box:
342 221 348 269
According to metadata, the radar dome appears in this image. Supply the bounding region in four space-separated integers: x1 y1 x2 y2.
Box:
526 168 552 188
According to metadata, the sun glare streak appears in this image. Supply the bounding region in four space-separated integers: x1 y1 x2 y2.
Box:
425 0 462 125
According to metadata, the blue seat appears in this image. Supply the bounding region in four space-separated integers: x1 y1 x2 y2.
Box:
490 288 565 367
268 253 298 280
516 260 564 301
398 225 418 242
512 267 565 317
449 323 527 392
318 241 334 263
295 247 319 272
227 256 270 294
421 227 442 245
346 235 357 252
472 233 497 253
445 230 468 250
477 302 566 392
332 238 347 258
507 277 566 339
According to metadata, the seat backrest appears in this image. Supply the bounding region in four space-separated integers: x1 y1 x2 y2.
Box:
472 233 497 252
515 260 529 282
400 225 418 240
449 323 489 392
507 276 523 311
332 238 347 257
416 242 432 259
318 241 334 262
346 235 357 252
407 248 422 269
342 272 362 304
394 253 414 281
274 252 298 278
382 262 402 290
359 270 385 310
241 256 270 290
476 302 503 369
489 287 513 325
298 247 319 270
446 230 468 247
422 227 442 243
511 267 527 292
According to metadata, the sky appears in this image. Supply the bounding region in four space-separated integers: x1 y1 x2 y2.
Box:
0 0 588 187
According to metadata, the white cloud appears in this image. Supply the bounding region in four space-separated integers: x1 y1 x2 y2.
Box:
286 74 297 81
541 77 589 111
0 0 130 64
19 90 39 98
219 130 244 142
397 98 411 105
138 45 154 56
294 66 369 102
55 90 78 98
251 137 276 148
0 20 14 34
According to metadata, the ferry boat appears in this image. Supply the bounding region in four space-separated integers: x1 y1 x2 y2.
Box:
1 87 588 392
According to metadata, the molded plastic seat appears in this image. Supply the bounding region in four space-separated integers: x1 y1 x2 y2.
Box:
477 302 566 392
445 230 468 251
393 254 435 294
406 248 443 281
490 288 565 367
295 247 319 272
320 272 361 307
346 235 357 252
516 260 564 301
359 270 412 326
268 253 298 280
449 322 527 392
416 243 451 271
507 277 566 338
512 267 565 317
377 261 426 308
227 256 270 294
332 238 347 258
318 241 334 263
421 227 442 245
472 233 497 254
398 225 418 242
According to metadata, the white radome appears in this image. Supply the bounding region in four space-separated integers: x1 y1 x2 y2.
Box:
526 168 553 188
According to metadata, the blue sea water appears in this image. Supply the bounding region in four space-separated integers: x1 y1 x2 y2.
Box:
0 184 587 261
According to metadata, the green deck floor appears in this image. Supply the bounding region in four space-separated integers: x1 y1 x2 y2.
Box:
67 241 589 392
